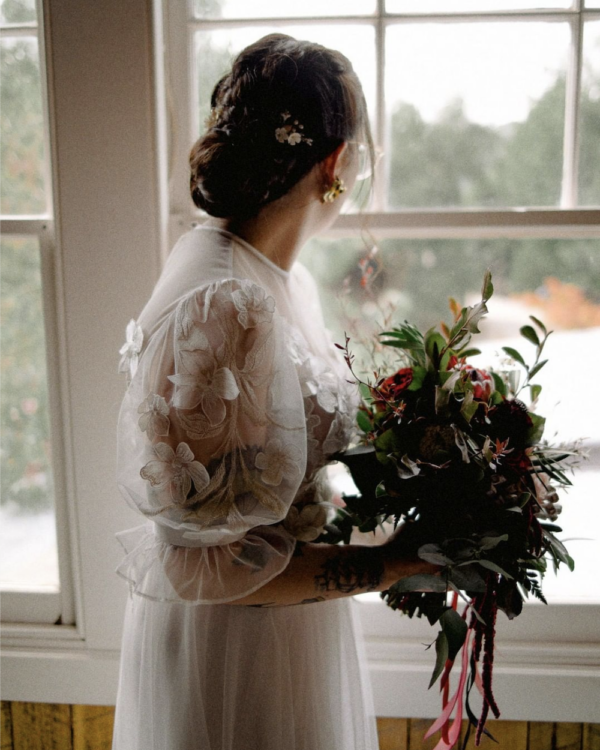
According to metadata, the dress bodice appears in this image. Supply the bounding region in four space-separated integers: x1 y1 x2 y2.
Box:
115 225 358 604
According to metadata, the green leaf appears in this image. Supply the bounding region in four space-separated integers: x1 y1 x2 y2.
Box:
529 315 547 336
478 559 513 579
358 382 372 401
530 384 542 402
440 607 468 661
418 544 454 566
520 325 540 346
502 346 526 367
449 308 468 340
528 360 548 379
479 534 509 550
456 347 482 358
460 392 479 423
491 372 507 397
481 270 494 302
429 631 449 689
435 386 451 413
448 565 487 593
526 413 546 445
356 410 371 434
425 331 446 369
407 365 427 391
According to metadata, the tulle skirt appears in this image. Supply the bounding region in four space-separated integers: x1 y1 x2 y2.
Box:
112 594 380 750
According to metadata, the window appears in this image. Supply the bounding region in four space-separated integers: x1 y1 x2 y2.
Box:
2 0 597 716
0 0 74 625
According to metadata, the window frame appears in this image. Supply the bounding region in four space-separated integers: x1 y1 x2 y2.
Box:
166 0 600 243
0 8 77 627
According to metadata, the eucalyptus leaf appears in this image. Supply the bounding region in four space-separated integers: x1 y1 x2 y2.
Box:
478 559 513 579
448 565 487 593
418 544 454 566
479 534 509 550
440 607 468 661
429 631 449 689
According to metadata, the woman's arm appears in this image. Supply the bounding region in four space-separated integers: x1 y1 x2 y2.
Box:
228 537 436 607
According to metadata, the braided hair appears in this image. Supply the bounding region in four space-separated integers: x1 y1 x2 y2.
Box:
189 34 373 219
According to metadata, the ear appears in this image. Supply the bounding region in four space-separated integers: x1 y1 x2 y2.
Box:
319 142 347 186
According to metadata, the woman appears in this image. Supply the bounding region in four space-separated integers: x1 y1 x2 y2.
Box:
112 34 434 750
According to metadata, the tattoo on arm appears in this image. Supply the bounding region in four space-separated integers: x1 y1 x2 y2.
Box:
314 548 384 594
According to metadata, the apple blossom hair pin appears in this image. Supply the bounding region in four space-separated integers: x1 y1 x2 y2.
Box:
275 112 313 146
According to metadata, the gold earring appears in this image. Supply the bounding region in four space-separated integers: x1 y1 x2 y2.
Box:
321 176 346 203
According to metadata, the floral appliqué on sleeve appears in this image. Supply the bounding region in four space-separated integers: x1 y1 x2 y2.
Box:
255 438 302 487
138 394 170 441
140 442 209 506
119 319 143 379
232 285 276 329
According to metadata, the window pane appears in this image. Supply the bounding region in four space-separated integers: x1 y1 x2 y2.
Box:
299 237 600 602
386 0 571 11
0 236 59 590
194 0 375 19
193 25 376 144
0 35 48 214
579 20 600 206
0 0 36 24
386 22 569 208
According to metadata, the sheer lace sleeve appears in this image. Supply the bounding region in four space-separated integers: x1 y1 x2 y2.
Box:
115 279 307 604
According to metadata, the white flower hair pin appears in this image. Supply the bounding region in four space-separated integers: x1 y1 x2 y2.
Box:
275 112 313 146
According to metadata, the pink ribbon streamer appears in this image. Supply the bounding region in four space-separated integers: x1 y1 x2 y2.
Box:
425 630 472 749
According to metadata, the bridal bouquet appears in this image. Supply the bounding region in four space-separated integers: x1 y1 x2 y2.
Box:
323 272 583 749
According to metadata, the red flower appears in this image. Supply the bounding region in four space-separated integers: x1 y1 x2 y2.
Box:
447 357 493 401
465 367 493 401
503 449 533 475
378 367 413 400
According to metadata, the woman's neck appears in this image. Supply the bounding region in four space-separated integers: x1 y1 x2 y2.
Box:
205 169 337 272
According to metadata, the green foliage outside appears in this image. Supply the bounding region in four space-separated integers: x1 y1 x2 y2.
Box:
0 237 54 512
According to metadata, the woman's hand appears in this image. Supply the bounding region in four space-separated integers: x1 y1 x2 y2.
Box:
378 522 443 587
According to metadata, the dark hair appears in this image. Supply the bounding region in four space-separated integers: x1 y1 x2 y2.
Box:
189 34 373 219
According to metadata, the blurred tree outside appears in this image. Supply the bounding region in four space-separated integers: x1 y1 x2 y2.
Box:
1 238 54 513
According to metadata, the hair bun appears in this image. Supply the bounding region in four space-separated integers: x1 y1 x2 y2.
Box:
189 33 371 219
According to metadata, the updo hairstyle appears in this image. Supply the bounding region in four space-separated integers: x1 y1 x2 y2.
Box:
189 34 373 219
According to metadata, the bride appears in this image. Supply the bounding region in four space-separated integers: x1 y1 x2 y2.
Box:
112 33 435 750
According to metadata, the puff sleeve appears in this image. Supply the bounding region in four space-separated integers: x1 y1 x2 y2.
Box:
115 279 307 604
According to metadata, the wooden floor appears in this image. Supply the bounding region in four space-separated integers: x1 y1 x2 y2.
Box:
1 702 599 750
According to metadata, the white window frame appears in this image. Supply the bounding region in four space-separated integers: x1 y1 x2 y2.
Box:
2 0 598 722
0 12 77 627
165 0 600 245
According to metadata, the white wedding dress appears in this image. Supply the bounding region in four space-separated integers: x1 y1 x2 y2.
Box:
112 225 380 750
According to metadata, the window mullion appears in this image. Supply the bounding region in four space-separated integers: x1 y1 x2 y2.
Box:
373 0 386 212
166 0 195 244
38 225 77 627
561 10 584 207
